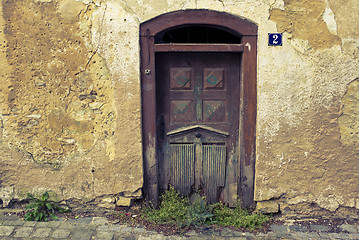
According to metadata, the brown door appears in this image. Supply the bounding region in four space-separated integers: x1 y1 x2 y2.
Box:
156 52 240 203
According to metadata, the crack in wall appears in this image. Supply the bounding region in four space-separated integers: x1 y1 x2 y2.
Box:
85 3 107 70
217 0 224 8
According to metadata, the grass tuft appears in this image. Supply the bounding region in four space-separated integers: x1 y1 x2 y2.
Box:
142 187 270 230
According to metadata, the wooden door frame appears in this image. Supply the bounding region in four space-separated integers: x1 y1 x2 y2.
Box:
140 10 258 207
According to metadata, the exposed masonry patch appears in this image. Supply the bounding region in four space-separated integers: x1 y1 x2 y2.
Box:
269 0 341 49
338 78 359 146
2 0 116 166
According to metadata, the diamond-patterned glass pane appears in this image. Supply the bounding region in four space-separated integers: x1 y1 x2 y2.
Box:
203 68 224 89
170 100 194 122
170 68 192 90
203 101 226 123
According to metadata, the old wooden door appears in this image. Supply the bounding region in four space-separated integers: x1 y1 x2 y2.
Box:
141 10 257 208
156 52 240 203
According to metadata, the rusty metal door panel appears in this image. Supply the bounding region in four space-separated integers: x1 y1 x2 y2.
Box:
202 144 226 203
169 143 195 196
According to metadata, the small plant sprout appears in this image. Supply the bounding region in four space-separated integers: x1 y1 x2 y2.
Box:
25 192 70 222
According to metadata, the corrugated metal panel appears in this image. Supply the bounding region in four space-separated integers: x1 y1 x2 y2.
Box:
203 144 226 203
169 144 195 196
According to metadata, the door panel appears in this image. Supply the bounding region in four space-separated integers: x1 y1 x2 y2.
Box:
202 144 226 203
169 143 195 196
156 52 240 203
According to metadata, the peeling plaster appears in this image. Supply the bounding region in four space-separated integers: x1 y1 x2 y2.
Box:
269 0 284 10
1 0 359 214
59 0 86 21
323 0 338 36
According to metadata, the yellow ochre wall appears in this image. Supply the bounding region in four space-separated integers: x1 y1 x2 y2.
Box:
0 0 358 214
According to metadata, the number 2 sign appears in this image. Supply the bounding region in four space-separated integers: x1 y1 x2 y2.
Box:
268 33 283 46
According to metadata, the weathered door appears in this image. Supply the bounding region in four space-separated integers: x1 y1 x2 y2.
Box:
156 52 240 203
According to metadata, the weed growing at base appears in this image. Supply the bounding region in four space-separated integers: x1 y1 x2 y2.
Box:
24 192 70 222
143 187 270 230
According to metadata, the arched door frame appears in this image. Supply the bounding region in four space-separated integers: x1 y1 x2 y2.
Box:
140 10 257 207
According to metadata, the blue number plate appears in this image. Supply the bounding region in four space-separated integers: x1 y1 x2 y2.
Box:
268 33 282 46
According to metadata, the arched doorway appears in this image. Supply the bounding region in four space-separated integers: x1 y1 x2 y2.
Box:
140 10 257 207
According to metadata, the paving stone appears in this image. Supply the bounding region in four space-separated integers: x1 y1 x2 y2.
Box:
262 236 288 240
293 231 319 239
205 230 220 236
0 226 15 236
187 236 210 240
121 226 137 233
3 220 24 226
23 221 37 227
145 230 161 235
318 232 331 239
52 228 71 238
349 234 359 239
72 222 88 229
1 211 359 240
329 232 354 239
67 217 93 224
0 215 18 221
90 217 109 225
58 221 74 229
232 231 247 237
94 231 114 240
86 223 97 231
266 231 293 239
36 221 50 227
254 232 267 237
242 232 255 237
137 235 168 240
70 229 94 240
13 226 33 238
108 224 124 232
48 221 61 228
31 227 52 238
167 236 184 240
339 224 358 233
96 225 109 231
113 232 137 239
307 232 321 238
310 224 330 232
288 224 309 232
270 224 288 232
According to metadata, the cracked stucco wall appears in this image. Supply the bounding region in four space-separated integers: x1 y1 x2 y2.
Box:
1 0 359 213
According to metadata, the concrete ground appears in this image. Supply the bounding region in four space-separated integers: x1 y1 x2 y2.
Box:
1 209 359 239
